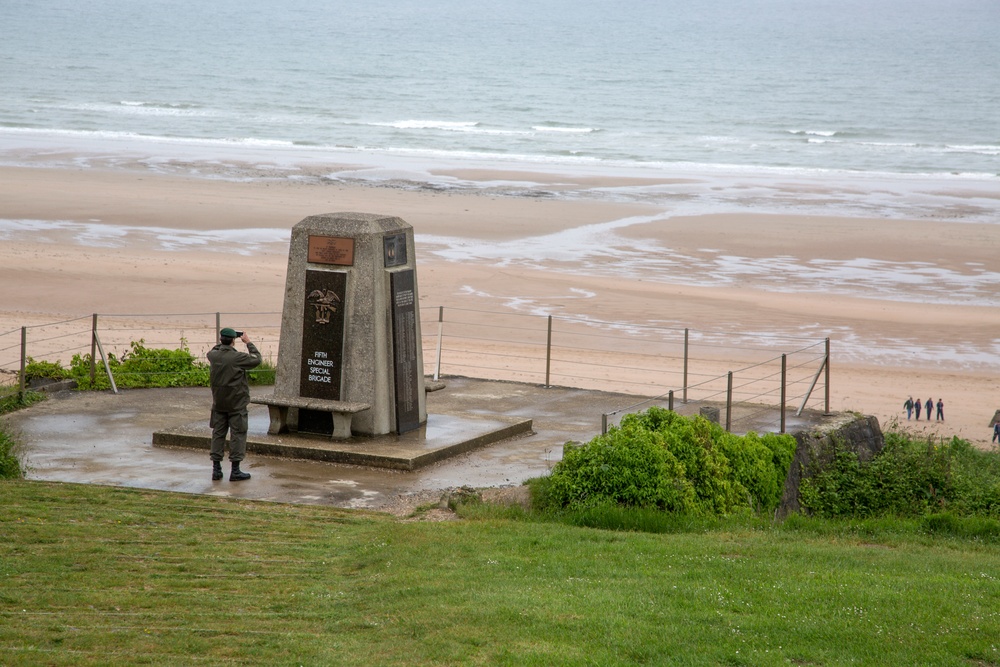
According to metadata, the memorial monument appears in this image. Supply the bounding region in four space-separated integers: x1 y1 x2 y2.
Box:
252 212 426 439
153 211 533 470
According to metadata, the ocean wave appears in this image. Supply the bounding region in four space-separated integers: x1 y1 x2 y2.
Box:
58 101 222 118
2 127 998 190
944 144 1000 156
377 119 479 130
788 129 839 137
857 141 920 148
532 125 599 134
119 100 205 110
370 119 530 136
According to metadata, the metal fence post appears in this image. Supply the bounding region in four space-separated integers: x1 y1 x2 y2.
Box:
215 312 221 342
824 337 831 414
19 326 27 396
780 354 787 434
90 313 99 384
545 315 553 387
668 389 674 412
683 328 689 403
725 371 733 432
601 413 608 435
434 306 444 381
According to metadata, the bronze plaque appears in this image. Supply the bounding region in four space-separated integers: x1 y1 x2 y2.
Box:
390 269 420 434
300 270 347 401
307 235 355 266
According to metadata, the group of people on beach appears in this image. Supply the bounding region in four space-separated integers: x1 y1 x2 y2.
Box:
903 396 944 421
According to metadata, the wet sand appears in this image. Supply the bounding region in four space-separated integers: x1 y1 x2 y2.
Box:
1 165 998 446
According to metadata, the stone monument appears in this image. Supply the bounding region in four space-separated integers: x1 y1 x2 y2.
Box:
252 212 426 439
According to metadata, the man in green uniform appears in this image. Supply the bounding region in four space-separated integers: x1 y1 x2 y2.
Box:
208 327 262 481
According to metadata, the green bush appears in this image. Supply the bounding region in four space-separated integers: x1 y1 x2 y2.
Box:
799 431 1000 519
22 358 70 383
68 339 210 389
538 406 796 517
29 339 276 390
0 428 24 479
0 388 46 414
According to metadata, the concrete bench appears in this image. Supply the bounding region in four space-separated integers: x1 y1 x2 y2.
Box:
251 395 371 440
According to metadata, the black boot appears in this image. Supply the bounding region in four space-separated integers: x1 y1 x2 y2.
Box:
212 461 223 481
230 461 251 482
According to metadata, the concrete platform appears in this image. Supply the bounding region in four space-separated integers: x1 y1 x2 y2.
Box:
152 412 533 471
4 376 841 511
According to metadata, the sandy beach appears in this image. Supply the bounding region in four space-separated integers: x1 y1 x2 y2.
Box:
1 164 998 447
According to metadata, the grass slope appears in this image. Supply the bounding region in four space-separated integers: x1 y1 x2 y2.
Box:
1 480 999 666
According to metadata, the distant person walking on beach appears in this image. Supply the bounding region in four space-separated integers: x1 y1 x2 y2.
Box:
915 398 922 420
208 327 261 482
994 422 1000 444
904 396 914 420
936 399 944 421
925 398 933 421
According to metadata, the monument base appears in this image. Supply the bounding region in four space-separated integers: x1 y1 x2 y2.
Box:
152 411 532 471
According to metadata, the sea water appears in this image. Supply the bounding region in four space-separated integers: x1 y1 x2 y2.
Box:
1 0 998 368
1 0 996 182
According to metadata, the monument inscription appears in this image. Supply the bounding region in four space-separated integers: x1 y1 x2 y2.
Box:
300 269 347 401
390 269 420 433
308 235 355 266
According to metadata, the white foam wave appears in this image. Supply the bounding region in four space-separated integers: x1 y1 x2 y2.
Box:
944 144 1000 156
788 129 838 137
371 119 530 136
376 120 477 131
60 101 221 118
532 126 597 134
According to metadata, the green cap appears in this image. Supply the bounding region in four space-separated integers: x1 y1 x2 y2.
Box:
220 327 240 339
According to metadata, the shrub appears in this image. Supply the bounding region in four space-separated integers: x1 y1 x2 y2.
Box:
799 431 1000 519
539 406 797 517
22 358 70 383
69 339 211 389
21 340 277 391
0 389 46 415
0 428 24 479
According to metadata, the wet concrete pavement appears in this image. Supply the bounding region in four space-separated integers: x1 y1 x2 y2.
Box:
5 377 830 511
6 378 641 510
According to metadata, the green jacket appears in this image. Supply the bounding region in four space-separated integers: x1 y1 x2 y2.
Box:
208 342 262 412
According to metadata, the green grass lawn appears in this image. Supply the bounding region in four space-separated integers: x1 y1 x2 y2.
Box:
2 480 999 666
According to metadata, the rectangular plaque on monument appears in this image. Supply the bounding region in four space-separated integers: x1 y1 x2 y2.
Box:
308 235 355 266
384 233 407 267
298 270 348 435
300 269 347 400
390 269 420 434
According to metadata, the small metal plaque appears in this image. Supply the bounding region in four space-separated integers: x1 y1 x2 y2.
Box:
383 233 407 268
308 236 355 266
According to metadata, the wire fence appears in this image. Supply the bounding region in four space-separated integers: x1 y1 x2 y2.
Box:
422 307 830 435
1 306 829 435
